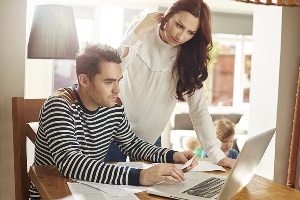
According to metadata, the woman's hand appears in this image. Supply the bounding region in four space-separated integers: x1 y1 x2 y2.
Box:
217 157 235 168
173 151 198 172
139 164 185 186
134 12 164 40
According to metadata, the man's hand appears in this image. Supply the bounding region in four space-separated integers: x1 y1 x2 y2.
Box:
139 164 184 186
133 12 164 39
217 157 235 168
173 151 198 172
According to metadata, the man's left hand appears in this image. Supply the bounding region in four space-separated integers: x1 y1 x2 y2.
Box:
173 151 198 172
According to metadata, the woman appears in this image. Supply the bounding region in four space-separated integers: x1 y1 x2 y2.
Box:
105 0 235 168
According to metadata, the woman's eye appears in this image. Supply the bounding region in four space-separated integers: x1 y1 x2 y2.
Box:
188 31 195 35
176 23 183 29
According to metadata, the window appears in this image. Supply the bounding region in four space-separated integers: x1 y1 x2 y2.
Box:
205 34 252 108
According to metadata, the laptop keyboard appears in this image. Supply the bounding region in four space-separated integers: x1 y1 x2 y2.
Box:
182 177 225 199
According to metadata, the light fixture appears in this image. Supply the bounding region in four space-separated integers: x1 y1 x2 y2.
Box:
28 5 79 59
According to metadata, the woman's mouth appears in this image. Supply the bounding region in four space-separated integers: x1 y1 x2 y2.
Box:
171 37 180 44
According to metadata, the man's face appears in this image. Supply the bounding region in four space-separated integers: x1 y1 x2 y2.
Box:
85 61 122 109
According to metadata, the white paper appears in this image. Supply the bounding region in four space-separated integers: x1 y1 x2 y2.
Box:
181 151 201 169
115 162 153 169
77 180 149 197
67 182 139 200
191 161 226 172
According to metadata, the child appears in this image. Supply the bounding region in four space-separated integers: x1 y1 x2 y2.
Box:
214 118 239 159
185 137 204 158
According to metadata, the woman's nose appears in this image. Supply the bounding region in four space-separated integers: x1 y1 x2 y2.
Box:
176 31 184 41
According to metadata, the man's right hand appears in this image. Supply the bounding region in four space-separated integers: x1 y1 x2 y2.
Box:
139 164 185 186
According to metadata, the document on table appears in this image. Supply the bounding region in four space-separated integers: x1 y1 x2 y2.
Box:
116 160 225 172
67 182 139 200
115 161 153 169
191 161 226 172
76 180 149 197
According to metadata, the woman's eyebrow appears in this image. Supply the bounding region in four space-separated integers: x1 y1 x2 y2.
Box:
178 20 197 33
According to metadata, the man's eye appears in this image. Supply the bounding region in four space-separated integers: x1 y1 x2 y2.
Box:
106 81 113 85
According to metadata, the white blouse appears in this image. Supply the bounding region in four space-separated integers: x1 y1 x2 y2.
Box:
117 25 226 163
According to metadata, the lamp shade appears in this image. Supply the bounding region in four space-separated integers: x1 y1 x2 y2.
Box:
28 5 79 59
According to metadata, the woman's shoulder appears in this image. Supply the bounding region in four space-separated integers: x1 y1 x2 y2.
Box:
137 25 178 72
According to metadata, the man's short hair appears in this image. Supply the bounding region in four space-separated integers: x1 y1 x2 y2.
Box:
76 42 121 80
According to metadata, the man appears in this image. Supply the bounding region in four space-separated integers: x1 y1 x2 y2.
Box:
30 43 197 198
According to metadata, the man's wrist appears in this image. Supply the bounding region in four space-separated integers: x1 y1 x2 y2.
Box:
128 168 142 186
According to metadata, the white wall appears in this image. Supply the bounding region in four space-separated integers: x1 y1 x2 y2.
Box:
249 5 300 188
0 0 27 199
248 5 281 180
212 12 253 35
274 7 300 188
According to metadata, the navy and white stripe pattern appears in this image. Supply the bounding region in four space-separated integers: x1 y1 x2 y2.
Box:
29 85 175 198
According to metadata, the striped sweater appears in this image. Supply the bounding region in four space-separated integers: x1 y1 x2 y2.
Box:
30 84 175 198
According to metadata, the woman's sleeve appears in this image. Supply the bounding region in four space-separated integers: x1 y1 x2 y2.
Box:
117 22 143 72
40 97 141 186
187 88 226 164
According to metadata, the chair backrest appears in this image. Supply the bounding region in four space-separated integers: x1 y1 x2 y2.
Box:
12 97 46 200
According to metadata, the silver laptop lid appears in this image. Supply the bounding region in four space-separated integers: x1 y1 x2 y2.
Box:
147 128 276 200
217 128 276 200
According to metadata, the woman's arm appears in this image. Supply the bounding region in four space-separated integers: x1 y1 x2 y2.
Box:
121 12 163 58
187 88 226 163
187 89 235 168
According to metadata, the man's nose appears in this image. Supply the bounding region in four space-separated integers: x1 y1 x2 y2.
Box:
112 83 120 93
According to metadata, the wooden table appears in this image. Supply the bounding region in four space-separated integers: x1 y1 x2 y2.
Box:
29 164 300 200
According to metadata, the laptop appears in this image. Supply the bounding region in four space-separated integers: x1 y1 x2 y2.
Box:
147 128 276 200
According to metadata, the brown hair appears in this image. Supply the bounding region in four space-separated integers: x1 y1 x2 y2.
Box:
76 42 121 83
214 118 236 141
160 0 213 101
186 137 202 151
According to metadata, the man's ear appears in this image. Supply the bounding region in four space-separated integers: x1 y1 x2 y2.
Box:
78 74 89 87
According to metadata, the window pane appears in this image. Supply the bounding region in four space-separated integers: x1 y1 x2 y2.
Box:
211 42 236 106
243 41 252 103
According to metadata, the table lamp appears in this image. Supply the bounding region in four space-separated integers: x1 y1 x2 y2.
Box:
28 4 79 59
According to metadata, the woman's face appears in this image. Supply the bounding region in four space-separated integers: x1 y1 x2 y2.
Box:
160 11 200 47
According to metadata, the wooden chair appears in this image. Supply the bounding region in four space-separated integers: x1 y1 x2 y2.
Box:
12 97 46 200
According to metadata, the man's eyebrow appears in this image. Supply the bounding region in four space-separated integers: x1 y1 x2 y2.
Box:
178 20 197 33
105 76 123 81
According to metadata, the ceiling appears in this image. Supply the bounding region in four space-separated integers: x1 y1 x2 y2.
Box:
29 0 255 15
